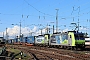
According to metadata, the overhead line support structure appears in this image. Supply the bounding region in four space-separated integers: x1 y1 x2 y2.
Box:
20 20 21 36
55 9 59 33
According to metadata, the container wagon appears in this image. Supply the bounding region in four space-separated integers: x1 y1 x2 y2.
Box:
23 36 35 46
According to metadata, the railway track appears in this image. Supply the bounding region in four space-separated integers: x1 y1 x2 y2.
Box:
27 46 90 60
16 47 54 60
7 45 90 60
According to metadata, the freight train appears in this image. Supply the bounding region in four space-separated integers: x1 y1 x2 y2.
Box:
9 31 87 50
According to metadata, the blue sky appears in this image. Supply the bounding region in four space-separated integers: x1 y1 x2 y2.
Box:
0 0 90 38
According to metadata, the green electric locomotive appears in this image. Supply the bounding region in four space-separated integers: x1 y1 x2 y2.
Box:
49 31 85 50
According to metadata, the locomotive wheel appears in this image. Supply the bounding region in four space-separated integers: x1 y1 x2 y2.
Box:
74 46 78 51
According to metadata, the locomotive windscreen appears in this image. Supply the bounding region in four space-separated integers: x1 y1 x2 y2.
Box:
74 33 85 40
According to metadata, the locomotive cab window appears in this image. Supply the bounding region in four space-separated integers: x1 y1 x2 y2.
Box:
51 36 55 38
45 37 47 40
74 33 85 40
70 35 71 38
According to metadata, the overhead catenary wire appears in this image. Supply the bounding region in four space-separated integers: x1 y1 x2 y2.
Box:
1 0 90 21
1 0 90 22
24 0 54 17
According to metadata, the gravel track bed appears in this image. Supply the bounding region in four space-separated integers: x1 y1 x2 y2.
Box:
7 45 90 60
